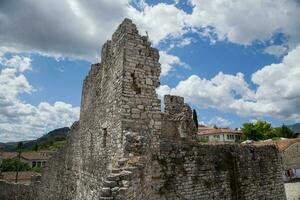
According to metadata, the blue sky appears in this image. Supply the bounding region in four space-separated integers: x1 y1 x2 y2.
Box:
0 0 300 142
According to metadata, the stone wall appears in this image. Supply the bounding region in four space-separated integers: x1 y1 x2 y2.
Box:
0 18 287 200
281 142 300 170
35 18 161 200
0 181 35 200
153 141 286 200
161 95 197 140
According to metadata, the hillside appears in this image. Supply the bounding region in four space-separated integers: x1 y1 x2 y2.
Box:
0 127 70 151
288 122 300 132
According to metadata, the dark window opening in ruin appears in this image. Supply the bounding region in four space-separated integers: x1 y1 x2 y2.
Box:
131 73 141 94
103 128 107 148
138 49 142 55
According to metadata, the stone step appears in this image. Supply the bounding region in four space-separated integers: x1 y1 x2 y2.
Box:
107 173 122 181
117 158 130 166
103 180 118 188
100 187 111 197
119 170 133 180
111 168 122 173
99 197 114 200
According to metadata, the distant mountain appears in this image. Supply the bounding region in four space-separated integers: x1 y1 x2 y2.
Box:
287 123 300 132
0 127 70 152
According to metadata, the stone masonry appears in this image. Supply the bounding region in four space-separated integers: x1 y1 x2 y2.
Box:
0 19 286 200
161 95 197 140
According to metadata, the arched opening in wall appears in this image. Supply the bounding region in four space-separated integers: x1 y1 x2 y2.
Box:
103 128 107 148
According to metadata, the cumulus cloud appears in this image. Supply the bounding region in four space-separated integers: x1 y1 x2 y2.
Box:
1 0 299 62
208 117 232 127
157 72 255 108
0 55 79 142
159 51 189 76
188 0 300 47
264 45 288 57
158 45 300 122
128 2 189 45
0 0 129 61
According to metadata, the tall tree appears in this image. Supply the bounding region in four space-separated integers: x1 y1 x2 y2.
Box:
15 142 23 183
192 109 199 129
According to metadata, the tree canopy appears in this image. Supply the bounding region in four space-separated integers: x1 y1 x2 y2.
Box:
0 158 30 172
241 121 296 141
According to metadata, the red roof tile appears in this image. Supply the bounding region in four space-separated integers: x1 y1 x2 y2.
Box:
197 128 242 136
253 138 300 152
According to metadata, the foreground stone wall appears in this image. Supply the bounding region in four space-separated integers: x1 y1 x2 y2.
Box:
0 181 35 200
282 142 300 170
154 141 286 200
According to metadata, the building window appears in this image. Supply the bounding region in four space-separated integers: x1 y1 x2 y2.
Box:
213 135 220 139
37 161 41 167
32 161 36 167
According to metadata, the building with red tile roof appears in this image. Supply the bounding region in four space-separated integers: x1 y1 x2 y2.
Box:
0 151 54 168
197 126 242 142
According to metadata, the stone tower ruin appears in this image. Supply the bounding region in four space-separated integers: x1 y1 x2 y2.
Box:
0 19 286 200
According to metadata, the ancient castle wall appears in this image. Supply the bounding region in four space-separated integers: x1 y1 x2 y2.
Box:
36 18 162 200
0 19 287 200
154 142 286 200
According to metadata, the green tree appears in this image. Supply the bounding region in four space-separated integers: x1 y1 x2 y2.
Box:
241 121 273 141
192 109 199 129
274 125 295 138
0 158 30 172
15 142 24 183
33 143 39 151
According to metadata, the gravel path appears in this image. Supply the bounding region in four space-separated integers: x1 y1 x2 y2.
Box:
285 182 300 200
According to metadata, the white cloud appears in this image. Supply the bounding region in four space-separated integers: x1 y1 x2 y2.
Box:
157 71 254 108
188 0 300 47
1 0 299 62
158 45 300 122
159 51 189 76
128 2 189 45
0 55 79 142
0 0 130 61
264 45 288 57
0 0 190 61
208 117 232 127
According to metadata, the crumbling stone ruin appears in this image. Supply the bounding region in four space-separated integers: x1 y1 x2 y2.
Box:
162 95 197 140
0 19 286 200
